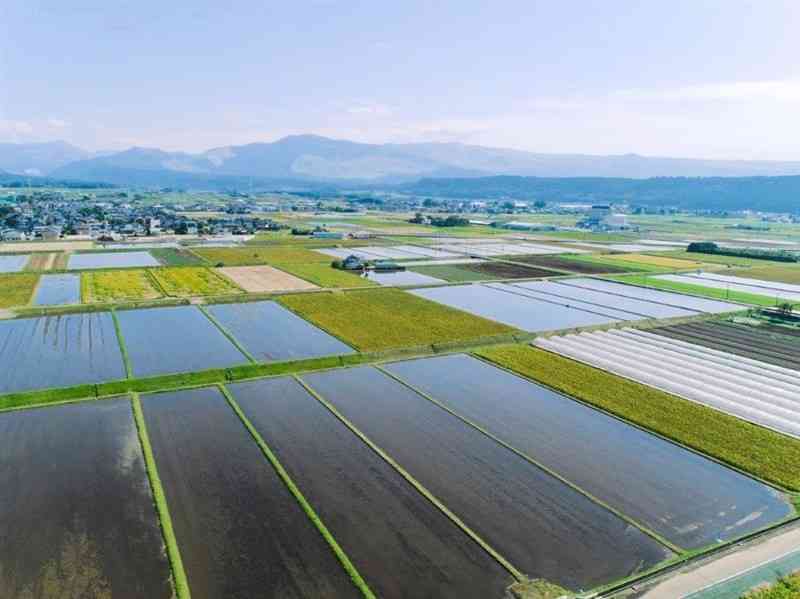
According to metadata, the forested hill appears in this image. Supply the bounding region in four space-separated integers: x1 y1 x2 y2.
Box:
398 175 800 212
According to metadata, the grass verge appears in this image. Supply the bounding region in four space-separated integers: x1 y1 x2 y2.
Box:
475 344 800 491
110 309 133 378
131 394 191 599
220 385 375 598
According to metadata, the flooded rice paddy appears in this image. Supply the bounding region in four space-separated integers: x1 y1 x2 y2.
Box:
67 251 160 270
116 306 248 377
0 312 126 393
0 399 173 598
141 387 358 599
33 273 81 305
302 366 672 590
385 354 792 549
230 376 513 599
0 254 28 272
206 301 353 362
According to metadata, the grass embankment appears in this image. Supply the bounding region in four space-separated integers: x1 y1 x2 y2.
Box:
0 273 39 308
221 386 375 598
150 247 205 266
476 344 800 491
508 578 572 599
150 267 242 297
275 263 377 288
131 394 191 599
193 246 330 266
609 274 788 307
409 264 489 282
279 288 516 351
729 264 800 285
81 270 163 303
743 572 800 598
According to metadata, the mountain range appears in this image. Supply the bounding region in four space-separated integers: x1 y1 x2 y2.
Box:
4 135 800 186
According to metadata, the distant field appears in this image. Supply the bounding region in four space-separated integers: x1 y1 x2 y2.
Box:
462 261 557 279
193 246 330 266
278 288 515 351
408 264 488 282
150 267 242 296
274 263 377 288
658 250 785 267
476 344 800 491
150 247 205 266
729 264 800 284
603 253 703 269
81 270 163 303
507 254 629 275
568 254 672 273
609 274 785 307
23 253 56 271
0 274 39 308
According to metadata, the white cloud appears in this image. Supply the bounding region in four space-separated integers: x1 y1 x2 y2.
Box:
346 103 393 116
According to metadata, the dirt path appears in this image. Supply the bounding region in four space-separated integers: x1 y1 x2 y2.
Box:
638 524 800 598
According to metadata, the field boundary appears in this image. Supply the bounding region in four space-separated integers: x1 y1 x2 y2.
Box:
219 384 376 599
375 364 683 555
196 304 257 363
294 374 526 583
131 393 191 599
110 308 133 378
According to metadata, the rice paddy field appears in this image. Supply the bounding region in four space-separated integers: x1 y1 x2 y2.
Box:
150 247 206 266
617 273 789 307
364 269 445 286
500 253 626 275
149 266 243 297
193 246 330 266
67 250 160 270
81 269 163 303
0 254 29 272
278 288 515 351
408 263 491 282
218 265 318 293
0 273 38 308
599 252 705 269
273 262 377 287
33 273 81 305
728 264 800 284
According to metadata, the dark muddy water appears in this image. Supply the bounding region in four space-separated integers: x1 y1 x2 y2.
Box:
116 306 248 377
0 399 173 598
207 301 353 362
0 312 126 393
141 387 358 599
230 376 513 599
302 366 672 591
385 354 792 549
33 273 81 305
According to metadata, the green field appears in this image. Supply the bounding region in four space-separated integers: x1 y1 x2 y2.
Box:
476 344 800 491
566 254 673 273
408 264 489 282
729 264 800 284
81 270 163 303
743 573 800 598
193 246 330 266
150 267 243 297
656 250 788 268
274 263 377 288
0 273 39 308
278 288 515 351
150 247 206 266
609 274 787 307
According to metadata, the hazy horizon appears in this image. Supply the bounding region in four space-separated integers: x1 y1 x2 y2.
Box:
3 1 800 161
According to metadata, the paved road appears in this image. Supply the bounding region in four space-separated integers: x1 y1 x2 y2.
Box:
639 525 800 598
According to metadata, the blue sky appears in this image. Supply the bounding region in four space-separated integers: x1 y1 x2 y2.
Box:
2 1 799 159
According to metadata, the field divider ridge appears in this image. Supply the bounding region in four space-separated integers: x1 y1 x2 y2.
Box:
218 383 376 599
292 374 527 583
196 304 258 363
374 364 684 556
144 267 170 297
131 393 191 599
110 308 134 379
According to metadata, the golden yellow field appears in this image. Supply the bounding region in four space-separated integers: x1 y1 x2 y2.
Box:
150 267 243 297
81 270 163 303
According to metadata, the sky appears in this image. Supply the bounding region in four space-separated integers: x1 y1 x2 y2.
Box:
2 0 800 160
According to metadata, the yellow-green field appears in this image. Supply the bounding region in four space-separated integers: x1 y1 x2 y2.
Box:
0 273 39 308
730 264 800 284
149 267 243 297
193 246 330 266
81 270 163 303
278 288 515 351
605 253 704 269
274 263 377 288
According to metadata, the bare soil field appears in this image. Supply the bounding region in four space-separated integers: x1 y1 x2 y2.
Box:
508 254 632 274
219 265 318 293
462 261 558 279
